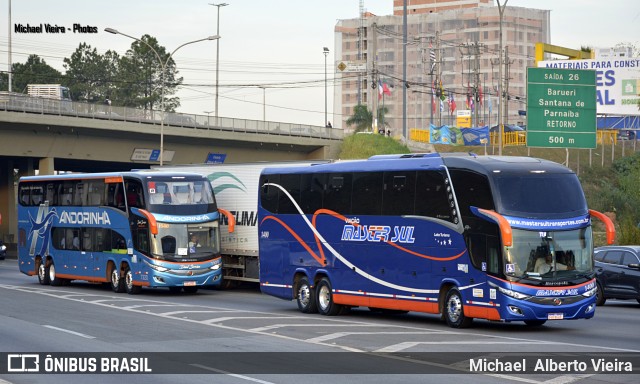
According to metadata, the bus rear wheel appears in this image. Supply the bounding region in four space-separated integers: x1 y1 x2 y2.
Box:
37 260 50 285
444 288 473 328
296 276 317 314
124 266 141 295
111 266 125 293
316 278 343 316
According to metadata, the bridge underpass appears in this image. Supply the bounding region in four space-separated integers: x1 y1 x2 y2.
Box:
0 108 342 249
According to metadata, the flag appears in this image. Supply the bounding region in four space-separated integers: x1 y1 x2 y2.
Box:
488 96 492 114
449 93 456 115
440 99 444 112
431 80 436 114
378 80 391 100
478 85 484 106
439 80 446 101
429 42 436 74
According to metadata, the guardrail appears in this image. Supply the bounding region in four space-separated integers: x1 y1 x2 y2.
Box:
0 92 342 140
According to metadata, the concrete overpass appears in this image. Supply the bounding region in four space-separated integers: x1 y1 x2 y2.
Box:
0 93 343 246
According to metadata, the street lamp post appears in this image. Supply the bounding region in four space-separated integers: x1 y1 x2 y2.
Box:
209 3 228 126
105 28 219 166
323 47 330 127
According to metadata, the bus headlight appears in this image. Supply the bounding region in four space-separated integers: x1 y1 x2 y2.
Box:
143 260 169 273
0 244 6 251
582 287 597 298
498 286 530 300
210 257 222 271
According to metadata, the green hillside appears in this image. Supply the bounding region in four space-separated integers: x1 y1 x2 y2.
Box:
338 133 640 245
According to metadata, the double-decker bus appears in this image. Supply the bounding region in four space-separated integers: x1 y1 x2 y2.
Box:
258 153 615 327
17 171 235 294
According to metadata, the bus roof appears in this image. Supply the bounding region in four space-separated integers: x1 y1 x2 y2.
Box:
18 170 209 183
261 153 573 176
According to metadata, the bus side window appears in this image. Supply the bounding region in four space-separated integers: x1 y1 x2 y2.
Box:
18 185 30 206
260 175 279 213
46 183 57 205
74 183 87 206
382 171 416 216
352 172 383 215
60 183 74 206
31 185 44 205
415 171 454 222
278 174 301 214
324 173 352 214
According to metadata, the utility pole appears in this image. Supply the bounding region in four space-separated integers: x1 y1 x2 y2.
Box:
503 46 513 127
402 0 408 140
209 2 228 126
436 31 442 127
371 22 378 133
496 0 508 156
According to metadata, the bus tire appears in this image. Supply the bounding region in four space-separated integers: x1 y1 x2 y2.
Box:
37 259 50 285
110 266 125 293
524 320 546 326
595 283 606 306
49 261 65 286
124 265 141 295
183 286 199 294
316 277 343 316
296 276 317 314
444 288 473 328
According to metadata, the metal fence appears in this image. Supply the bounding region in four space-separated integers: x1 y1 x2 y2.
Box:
0 92 342 140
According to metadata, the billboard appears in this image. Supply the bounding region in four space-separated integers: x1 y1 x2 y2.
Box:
538 57 640 116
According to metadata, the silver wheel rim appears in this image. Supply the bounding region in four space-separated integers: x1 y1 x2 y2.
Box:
38 263 46 280
318 284 331 311
111 269 119 286
447 294 462 323
126 270 133 290
298 283 311 307
48 263 56 282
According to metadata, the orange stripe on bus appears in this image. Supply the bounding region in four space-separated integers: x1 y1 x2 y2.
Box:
333 294 439 314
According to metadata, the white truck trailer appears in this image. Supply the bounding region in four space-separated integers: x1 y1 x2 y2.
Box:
27 84 71 100
157 161 327 287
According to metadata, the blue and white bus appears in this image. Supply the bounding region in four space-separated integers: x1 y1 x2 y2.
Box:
17 171 235 294
258 153 615 327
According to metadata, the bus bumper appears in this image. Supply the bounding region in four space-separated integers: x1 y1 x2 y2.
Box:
499 295 596 322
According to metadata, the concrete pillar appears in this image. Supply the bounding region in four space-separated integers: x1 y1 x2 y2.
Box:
39 157 55 175
0 160 16 246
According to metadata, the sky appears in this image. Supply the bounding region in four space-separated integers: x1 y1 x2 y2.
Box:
0 0 638 128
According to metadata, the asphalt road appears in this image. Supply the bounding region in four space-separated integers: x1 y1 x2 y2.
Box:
0 258 638 384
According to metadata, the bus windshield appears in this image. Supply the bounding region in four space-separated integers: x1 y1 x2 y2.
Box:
494 173 587 217
151 221 220 262
145 177 216 215
504 227 593 282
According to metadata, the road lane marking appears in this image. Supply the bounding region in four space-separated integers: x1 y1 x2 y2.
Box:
190 364 276 384
42 325 95 339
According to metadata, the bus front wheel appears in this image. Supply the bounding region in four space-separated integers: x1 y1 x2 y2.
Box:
296 276 317 314
316 278 343 316
444 288 473 328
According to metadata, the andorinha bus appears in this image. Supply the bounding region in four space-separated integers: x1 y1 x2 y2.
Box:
17 171 235 294
258 153 615 327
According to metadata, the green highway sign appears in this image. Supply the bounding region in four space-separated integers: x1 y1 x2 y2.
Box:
526 67 597 149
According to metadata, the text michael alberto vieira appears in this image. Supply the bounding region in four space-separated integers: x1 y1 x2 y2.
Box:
14 23 98 34
470 357 633 373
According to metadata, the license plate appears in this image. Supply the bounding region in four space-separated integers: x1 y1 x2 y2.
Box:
184 281 196 287
548 313 564 320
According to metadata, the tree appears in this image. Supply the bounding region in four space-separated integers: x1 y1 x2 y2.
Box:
346 104 373 133
10 55 64 93
116 35 183 111
63 43 120 103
